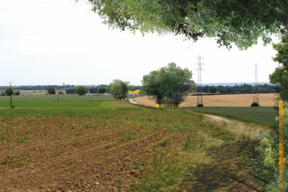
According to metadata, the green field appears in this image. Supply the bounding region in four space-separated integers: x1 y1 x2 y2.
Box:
179 107 277 127
0 100 116 108
0 95 116 101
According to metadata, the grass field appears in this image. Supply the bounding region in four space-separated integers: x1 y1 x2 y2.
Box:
0 95 116 101
0 101 271 191
179 107 277 128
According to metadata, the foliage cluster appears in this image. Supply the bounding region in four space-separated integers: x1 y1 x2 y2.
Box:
142 62 195 104
208 86 217 93
108 80 128 99
5 88 14 96
75 86 88 96
82 0 288 50
252 102 288 191
201 84 278 94
270 33 288 101
47 87 56 95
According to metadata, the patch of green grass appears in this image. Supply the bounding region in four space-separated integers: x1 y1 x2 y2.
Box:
2 156 13 165
74 140 81 146
118 130 140 141
180 107 277 127
17 136 26 143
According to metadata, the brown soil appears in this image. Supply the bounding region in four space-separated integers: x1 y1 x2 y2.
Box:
0 113 178 192
133 93 279 107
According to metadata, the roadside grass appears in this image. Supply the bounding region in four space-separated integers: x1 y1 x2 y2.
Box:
179 107 277 128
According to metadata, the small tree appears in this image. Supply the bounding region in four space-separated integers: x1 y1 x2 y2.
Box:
47 87 56 95
5 88 14 96
75 86 88 96
208 86 217 93
58 91 64 95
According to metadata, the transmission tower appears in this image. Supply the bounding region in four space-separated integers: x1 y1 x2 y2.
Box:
195 55 205 106
253 63 259 104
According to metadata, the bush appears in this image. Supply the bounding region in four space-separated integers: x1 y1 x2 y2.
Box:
251 102 259 107
47 87 56 94
197 104 204 107
5 88 14 96
252 101 288 190
59 91 64 94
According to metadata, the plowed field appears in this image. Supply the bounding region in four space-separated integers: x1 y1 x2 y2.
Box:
0 109 192 192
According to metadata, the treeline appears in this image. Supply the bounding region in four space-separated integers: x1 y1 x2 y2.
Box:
65 87 107 94
201 84 279 94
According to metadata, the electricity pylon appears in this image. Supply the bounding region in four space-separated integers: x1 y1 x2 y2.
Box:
195 55 205 106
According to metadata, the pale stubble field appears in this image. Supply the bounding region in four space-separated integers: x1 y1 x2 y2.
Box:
133 93 280 107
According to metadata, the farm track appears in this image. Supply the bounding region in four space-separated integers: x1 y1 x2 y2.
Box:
0 113 183 192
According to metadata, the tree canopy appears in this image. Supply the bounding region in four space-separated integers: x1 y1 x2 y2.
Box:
142 62 194 104
47 87 56 95
75 86 88 95
270 33 288 100
81 0 288 50
5 88 14 96
208 86 217 93
108 80 128 99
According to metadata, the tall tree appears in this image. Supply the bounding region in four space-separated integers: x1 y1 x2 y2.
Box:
81 0 288 50
108 80 128 99
142 62 194 104
269 33 288 100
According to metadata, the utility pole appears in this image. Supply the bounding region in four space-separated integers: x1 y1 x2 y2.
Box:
195 55 205 107
252 63 259 104
7 81 14 108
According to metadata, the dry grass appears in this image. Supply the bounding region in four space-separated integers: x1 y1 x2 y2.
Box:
133 93 280 107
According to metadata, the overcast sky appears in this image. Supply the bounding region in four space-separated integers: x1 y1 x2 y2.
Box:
0 0 281 86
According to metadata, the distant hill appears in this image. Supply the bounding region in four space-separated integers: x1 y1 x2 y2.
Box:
202 82 276 86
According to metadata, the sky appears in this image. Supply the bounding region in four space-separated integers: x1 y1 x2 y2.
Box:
0 0 281 86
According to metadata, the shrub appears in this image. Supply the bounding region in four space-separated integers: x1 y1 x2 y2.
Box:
251 102 259 107
59 91 64 94
47 87 56 94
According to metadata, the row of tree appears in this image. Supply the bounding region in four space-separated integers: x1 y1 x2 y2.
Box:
0 89 20 96
201 84 278 94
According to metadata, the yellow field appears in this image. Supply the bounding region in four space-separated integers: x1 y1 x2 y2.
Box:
133 93 280 107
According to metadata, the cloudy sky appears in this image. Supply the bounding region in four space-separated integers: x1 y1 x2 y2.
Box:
0 0 281 86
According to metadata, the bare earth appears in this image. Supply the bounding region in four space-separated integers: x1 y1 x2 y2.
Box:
133 93 279 107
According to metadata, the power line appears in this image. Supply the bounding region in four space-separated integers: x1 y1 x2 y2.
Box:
195 55 205 106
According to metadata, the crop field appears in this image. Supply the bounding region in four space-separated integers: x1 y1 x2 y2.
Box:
179 107 277 128
0 102 271 191
133 93 279 107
